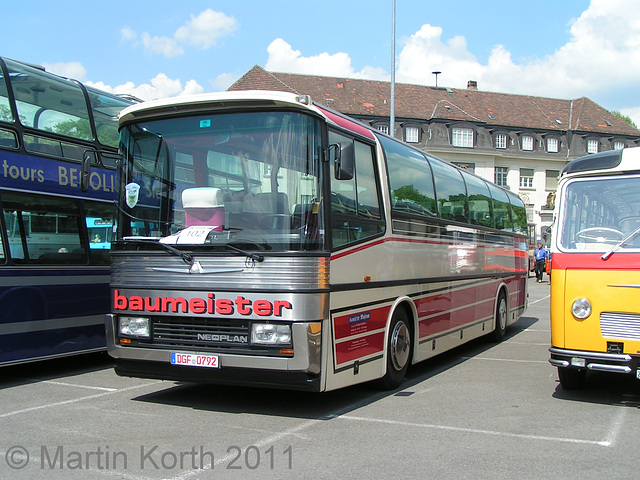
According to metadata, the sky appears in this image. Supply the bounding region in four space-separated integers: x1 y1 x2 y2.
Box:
3 0 640 127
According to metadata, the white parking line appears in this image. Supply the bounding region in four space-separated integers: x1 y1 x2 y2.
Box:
0 383 158 419
338 415 613 447
529 294 551 305
40 380 118 392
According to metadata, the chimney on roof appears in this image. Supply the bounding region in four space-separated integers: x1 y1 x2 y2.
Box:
467 80 478 90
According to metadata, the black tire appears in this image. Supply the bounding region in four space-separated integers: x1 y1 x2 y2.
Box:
490 291 508 342
377 308 412 390
557 367 587 390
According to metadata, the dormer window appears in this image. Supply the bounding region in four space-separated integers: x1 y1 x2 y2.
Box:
587 138 599 154
521 135 534 151
495 133 507 149
405 126 420 143
546 137 559 153
376 124 389 135
452 127 474 148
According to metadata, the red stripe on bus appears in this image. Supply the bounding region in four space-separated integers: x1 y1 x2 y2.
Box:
319 107 376 140
335 331 386 365
331 237 528 261
415 283 496 337
551 251 640 270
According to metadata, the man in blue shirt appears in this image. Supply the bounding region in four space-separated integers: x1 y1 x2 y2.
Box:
534 243 548 283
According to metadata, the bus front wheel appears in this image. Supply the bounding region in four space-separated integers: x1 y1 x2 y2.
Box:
491 292 508 342
377 308 412 390
557 367 586 390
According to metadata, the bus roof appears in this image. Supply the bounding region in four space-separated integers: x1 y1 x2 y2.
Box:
118 90 320 125
117 90 377 142
562 147 640 177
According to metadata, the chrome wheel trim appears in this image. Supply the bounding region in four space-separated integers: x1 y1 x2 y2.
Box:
390 321 410 371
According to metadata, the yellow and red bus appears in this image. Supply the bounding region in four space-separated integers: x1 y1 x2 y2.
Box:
549 147 640 389
106 91 528 391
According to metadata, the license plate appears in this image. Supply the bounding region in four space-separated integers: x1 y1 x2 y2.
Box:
171 352 219 368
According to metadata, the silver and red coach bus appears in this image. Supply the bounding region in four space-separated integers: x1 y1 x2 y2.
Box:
106 91 528 391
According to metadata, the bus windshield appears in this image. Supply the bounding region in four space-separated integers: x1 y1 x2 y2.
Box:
559 174 640 252
118 111 323 252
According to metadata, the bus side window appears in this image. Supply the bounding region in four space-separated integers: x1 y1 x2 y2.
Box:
382 135 436 218
1 193 87 265
329 131 384 248
430 160 469 223
84 201 115 265
488 183 513 231
461 170 494 228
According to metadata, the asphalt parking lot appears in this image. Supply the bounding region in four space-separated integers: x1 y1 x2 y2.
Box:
1 277 639 479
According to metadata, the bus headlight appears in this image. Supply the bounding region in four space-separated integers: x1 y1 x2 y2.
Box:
571 298 592 319
119 316 151 338
251 324 291 345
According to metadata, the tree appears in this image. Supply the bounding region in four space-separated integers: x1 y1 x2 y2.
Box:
611 110 638 129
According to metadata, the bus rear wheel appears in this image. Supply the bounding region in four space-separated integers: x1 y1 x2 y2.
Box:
377 308 411 390
557 367 586 390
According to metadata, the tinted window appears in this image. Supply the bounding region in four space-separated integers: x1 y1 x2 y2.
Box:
4 58 92 141
380 135 436 218
461 170 494 228
430 158 468 222
507 191 527 235
488 183 512 231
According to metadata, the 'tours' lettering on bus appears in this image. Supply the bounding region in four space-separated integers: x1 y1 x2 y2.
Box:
1 159 114 192
113 290 293 317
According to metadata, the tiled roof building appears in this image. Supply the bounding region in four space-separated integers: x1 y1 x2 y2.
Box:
229 65 640 239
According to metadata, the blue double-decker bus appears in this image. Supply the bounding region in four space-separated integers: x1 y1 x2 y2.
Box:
0 56 135 365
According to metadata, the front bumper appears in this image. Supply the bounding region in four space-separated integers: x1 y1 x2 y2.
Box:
549 346 640 376
105 314 323 391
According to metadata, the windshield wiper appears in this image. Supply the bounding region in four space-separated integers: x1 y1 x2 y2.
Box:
602 225 640 260
123 237 195 267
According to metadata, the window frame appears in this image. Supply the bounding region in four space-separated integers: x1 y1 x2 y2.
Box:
521 135 534 151
519 168 534 189
405 125 420 143
494 166 509 188
587 138 599 154
495 132 508 149
545 170 559 191
451 126 474 148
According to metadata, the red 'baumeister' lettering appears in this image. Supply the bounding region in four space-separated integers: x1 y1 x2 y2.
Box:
113 290 292 317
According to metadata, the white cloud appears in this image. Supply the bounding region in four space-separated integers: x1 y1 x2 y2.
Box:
42 61 87 81
389 0 640 126
265 38 388 80
124 9 237 58
120 26 137 41
210 72 239 92
396 24 483 87
140 33 184 58
86 73 204 102
174 9 238 49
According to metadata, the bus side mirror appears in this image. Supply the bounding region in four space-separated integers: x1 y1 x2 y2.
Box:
81 153 91 192
333 142 354 180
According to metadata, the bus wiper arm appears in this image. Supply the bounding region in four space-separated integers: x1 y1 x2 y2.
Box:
602 225 640 260
125 238 194 266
